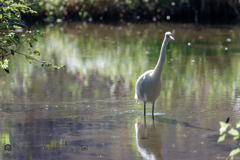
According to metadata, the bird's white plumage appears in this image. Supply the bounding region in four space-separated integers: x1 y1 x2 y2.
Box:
135 70 161 105
135 32 174 114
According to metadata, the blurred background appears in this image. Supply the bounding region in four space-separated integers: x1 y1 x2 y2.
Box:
25 0 240 24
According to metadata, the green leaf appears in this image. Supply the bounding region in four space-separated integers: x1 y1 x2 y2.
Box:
46 16 54 23
219 121 231 135
235 121 240 128
12 33 20 43
25 56 32 64
0 47 7 53
35 31 45 37
217 134 226 143
229 128 239 137
60 65 65 70
45 62 52 67
0 59 9 69
11 50 14 56
29 53 34 58
83 11 88 18
229 148 240 157
13 25 22 29
10 4 29 8
3 7 7 12
6 39 13 44
39 33 44 37
39 1 44 6
33 50 40 56
9 22 25 28
30 35 38 42
233 136 239 140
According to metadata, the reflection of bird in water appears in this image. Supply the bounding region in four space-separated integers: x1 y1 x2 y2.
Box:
135 32 174 118
135 117 163 160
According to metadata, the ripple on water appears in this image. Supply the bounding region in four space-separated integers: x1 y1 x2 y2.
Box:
139 112 166 116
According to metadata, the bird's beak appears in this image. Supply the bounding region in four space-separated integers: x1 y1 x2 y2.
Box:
170 36 175 40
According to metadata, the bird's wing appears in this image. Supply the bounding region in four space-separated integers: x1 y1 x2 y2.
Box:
136 70 153 88
135 70 153 102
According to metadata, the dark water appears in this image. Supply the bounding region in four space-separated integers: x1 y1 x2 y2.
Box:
1 23 240 159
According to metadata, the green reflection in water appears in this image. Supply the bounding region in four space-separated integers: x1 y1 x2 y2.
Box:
3 23 239 109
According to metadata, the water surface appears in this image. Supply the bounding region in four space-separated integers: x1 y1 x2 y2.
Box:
1 23 240 159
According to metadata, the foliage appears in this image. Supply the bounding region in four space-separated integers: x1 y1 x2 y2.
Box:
24 0 240 24
0 0 65 73
218 121 240 160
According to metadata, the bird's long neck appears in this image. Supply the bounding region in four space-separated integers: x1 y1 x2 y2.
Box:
152 38 169 80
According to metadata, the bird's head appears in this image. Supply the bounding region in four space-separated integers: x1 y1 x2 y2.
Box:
165 32 175 41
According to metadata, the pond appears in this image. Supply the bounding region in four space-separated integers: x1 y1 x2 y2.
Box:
1 23 240 160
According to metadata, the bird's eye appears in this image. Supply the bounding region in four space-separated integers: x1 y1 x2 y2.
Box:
166 35 170 38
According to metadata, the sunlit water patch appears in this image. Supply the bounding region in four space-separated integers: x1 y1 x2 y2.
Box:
142 112 166 116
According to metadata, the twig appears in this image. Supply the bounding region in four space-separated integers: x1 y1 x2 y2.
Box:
4 48 42 63
0 53 11 58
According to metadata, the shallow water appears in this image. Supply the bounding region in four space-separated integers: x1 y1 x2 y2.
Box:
1 23 240 159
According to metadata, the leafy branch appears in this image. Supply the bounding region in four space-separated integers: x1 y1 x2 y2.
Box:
0 0 65 73
217 121 240 160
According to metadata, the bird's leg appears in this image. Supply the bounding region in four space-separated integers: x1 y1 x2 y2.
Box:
144 102 146 116
144 115 146 127
152 104 154 119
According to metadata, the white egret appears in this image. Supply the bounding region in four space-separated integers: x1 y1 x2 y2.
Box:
135 32 174 117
